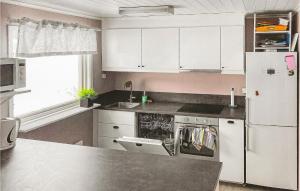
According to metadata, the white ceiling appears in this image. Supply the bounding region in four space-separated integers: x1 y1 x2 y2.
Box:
3 0 300 18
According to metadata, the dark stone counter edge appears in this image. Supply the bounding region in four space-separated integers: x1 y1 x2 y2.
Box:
92 90 246 120
96 106 246 120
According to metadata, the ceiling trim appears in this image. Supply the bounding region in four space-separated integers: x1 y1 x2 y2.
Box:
1 0 102 20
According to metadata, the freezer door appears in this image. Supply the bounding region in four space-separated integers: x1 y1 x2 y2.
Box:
246 125 297 190
117 137 171 156
246 52 297 126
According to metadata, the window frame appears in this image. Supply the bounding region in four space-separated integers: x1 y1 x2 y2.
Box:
19 100 79 124
8 24 94 122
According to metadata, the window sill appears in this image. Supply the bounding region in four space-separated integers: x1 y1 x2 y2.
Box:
19 103 101 133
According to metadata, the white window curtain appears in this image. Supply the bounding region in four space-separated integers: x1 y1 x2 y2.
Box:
15 18 98 57
80 54 94 89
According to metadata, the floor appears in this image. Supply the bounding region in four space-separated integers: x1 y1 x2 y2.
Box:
220 182 287 191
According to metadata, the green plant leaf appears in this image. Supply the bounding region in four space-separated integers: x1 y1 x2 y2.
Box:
78 88 97 100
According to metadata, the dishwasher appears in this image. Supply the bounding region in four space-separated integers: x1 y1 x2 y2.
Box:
117 113 219 161
117 113 175 156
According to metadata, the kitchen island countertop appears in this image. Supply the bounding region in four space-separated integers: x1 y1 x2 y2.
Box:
1 139 222 191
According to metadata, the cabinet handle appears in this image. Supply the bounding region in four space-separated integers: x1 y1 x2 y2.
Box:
227 120 235 124
136 143 142 147
141 65 145 68
113 139 118 143
179 66 183 69
113 126 119 129
138 65 140 67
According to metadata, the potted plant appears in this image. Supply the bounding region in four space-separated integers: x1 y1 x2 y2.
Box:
78 88 97 108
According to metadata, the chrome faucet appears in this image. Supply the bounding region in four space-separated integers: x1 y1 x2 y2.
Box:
124 81 135 103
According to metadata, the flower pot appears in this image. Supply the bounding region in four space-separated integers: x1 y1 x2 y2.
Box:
80 98 93 108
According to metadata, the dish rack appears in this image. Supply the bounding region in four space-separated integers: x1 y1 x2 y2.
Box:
253 12 293 52
138 113 175 154
138 113 174 140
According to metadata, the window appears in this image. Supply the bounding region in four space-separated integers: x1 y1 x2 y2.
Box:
13 55 81 117
8 25 94 120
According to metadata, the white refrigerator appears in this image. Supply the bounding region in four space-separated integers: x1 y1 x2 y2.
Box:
246 52 297 190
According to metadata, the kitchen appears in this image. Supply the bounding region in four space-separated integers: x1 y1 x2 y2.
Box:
0 1 299 191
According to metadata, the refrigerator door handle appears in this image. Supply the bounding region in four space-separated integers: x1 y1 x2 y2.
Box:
246 125 250 151
246 97 250 151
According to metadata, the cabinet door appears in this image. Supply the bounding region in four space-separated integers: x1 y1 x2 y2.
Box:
98 137 126 151
246 125 297 190
219 119 244 183
221 26 244 74
180 27 220 70
98 123 135 138
117 137 171 156
98 110 135 125
142 28 179 72
102 29 141 71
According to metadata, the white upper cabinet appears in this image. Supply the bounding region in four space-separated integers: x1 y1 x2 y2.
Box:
180 27 221 70
141 28 180 72
221 26 244 74
101 26 244 73
102 29 141 71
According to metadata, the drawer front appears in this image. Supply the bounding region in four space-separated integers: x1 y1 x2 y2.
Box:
219 118 244 128
98 123 135 137
98 110 135 125
98 137 125 151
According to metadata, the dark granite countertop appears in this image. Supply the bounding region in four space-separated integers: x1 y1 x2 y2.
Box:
93 90 246 120
99 102 245 120
1 139 222 191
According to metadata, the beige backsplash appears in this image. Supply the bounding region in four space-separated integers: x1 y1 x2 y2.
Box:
114 72 245 96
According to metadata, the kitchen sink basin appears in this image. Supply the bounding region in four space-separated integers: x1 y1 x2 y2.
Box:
112 102 140 109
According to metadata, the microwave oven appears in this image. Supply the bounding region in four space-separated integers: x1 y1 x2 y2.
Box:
0 58 26 92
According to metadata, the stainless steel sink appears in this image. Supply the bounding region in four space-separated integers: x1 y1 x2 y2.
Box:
112 102 140 109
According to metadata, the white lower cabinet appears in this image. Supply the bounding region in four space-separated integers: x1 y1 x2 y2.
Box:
98 137 126 151
98 123 134 138
98 110 135 125
97 110 135 150
246 125 297 190
219 118 244 183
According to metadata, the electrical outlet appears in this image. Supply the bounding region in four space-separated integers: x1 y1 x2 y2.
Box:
101 73 107 79
242 88 246 94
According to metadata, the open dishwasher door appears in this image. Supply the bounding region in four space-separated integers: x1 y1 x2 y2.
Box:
117 137 173 156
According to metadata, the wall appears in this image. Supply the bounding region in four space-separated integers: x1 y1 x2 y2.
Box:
19 110 93 146
115 72 245 95
0 3 115 95
0 3 114 145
